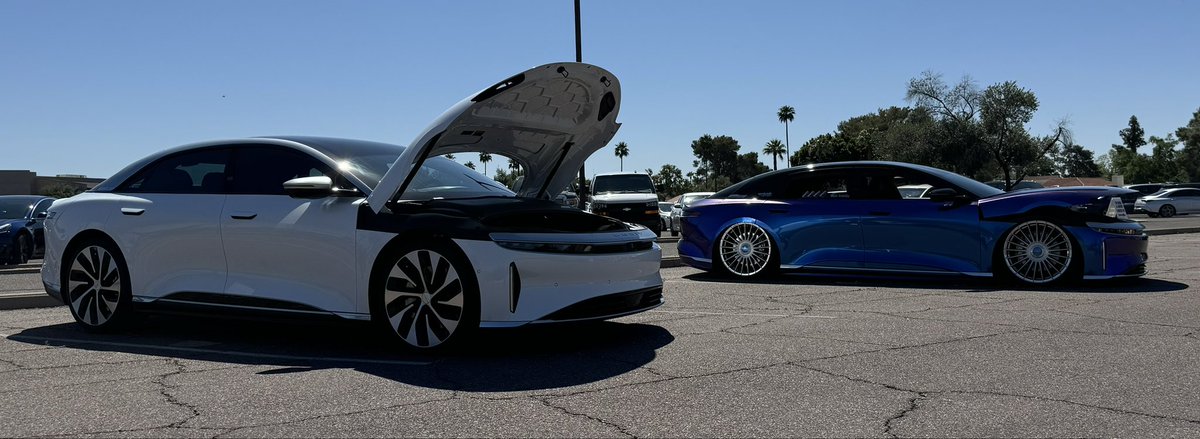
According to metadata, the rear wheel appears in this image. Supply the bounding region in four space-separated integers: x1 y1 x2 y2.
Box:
63 239 133 331
1159 204 1176 218
717 222 775 277
371 241 479 351
1000 220 1077 285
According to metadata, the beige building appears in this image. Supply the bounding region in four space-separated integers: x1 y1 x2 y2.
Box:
0 170 106 196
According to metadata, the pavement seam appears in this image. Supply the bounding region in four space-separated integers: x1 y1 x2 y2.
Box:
0 358 158 375
533 396 636 438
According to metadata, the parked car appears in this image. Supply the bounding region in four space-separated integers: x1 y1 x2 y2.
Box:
1120 184 1167 214
41 62 663 350
554 190 579 208
668 192 715 237
0 195 55 265
588 172 661 234
658 202 673 234
678 161 1146 285
985 180 1044 191
1135 188 1200 217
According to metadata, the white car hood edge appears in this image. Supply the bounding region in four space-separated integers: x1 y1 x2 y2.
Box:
367 62 621 213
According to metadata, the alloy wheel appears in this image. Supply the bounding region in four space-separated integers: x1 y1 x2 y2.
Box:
68 245 123 326
1002 220 1073 284
383 249 466 348
719 223 772 276
1160 205 1176 218
14 235 30 264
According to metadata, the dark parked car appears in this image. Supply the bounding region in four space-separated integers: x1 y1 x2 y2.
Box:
678 162 1147 285
0 195 55 264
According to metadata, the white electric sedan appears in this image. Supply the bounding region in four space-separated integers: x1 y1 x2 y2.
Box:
41 62 663 350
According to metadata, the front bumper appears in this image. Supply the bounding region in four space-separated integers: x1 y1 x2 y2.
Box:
1074 223 1149 279
454 231 663 327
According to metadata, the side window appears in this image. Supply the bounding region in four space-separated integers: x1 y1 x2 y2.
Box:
33 199 53 218
1179 189 1200 198
230 146 333 195
856 169 953 201
777 171 853 200
120 148 231 194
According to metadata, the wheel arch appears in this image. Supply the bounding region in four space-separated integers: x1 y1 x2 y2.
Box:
990 217 1084 281
711 218 782 276
60 229 122 270
365 230 476 320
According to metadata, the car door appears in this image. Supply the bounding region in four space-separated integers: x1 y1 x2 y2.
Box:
107 147 230 299
858 167 984 274
1178 189 1200 213
220 145 361 313
756 169 866 269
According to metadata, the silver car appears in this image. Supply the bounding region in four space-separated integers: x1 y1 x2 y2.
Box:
1136 188 1200 218
668 192 715 236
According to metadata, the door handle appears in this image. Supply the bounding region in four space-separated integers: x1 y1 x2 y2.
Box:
868 211 891 216
120 208 145 216
230 212 258 220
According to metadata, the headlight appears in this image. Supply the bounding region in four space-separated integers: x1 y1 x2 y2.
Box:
0 223 10 233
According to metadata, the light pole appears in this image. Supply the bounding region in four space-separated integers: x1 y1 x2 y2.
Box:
574 0 588 206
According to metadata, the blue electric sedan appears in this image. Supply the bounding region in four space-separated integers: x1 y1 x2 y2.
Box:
0 195 55 265
678 162 1148 286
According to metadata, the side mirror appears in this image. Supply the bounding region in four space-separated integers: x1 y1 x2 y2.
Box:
35 211 48 219
283 176 334 198
928 188 962 202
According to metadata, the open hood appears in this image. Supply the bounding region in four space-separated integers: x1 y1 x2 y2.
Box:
367 62 621 213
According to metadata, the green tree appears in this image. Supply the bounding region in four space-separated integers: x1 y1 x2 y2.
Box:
905 72 991 178
736 152 769 182
464 161 476 170
690 134 741 184
762 139 786 170
778 106 795 166
1175 108 1200 182
977 81 1067 190
1054 142 1101 177
1119 115 1147 154
443 153 456 160
614 141 630 171
651 164 691 198
478 152 492 176
39 184 84 198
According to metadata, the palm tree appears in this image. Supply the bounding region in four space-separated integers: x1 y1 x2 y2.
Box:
444 153 456 160
763 139 786 171
777 105 795 167
464 161 476 170
614 141 630 171
479 152 492 176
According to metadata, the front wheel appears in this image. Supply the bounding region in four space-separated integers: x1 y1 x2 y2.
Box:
1000 220 1078 285
717 222 776 277
63 239 133 331
10 234 31 265
1159 204 1176 218
371 241 479 351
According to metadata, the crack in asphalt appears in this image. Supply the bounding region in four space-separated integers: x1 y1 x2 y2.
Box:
845 309 1195 339
27 426 233 438
533 396 636 438
801 330 1033 363
1050 309 1200 331
884 392 928 438
153 359 202 428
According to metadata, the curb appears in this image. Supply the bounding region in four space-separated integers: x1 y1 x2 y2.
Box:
1145 227 1200 236
0 291 62 311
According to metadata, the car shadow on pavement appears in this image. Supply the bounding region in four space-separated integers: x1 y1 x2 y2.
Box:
7 313 674 392
682 272 1189 294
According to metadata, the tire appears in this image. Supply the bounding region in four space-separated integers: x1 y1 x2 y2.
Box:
716 222 777 277
670 227 679 237
62 238 134 331
999 220 1079 286
370 240 479 351
1159 204 1176 218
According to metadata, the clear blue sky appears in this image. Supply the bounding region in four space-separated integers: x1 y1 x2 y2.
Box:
3 0 1198 179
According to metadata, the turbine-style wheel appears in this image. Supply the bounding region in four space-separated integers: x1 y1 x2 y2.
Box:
1002 220 1075 285
64 240 132 330
718 222 774 277
1159 204 1176 218
373 242 478 350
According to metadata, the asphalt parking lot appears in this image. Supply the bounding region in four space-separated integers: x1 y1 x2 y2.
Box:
1 233 1199 437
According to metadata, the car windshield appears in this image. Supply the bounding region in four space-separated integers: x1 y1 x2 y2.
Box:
402 156 515 200
594 175 654 194
917 166 1006 198
0 200 32 219
658 202 672 213
680 194 711 207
